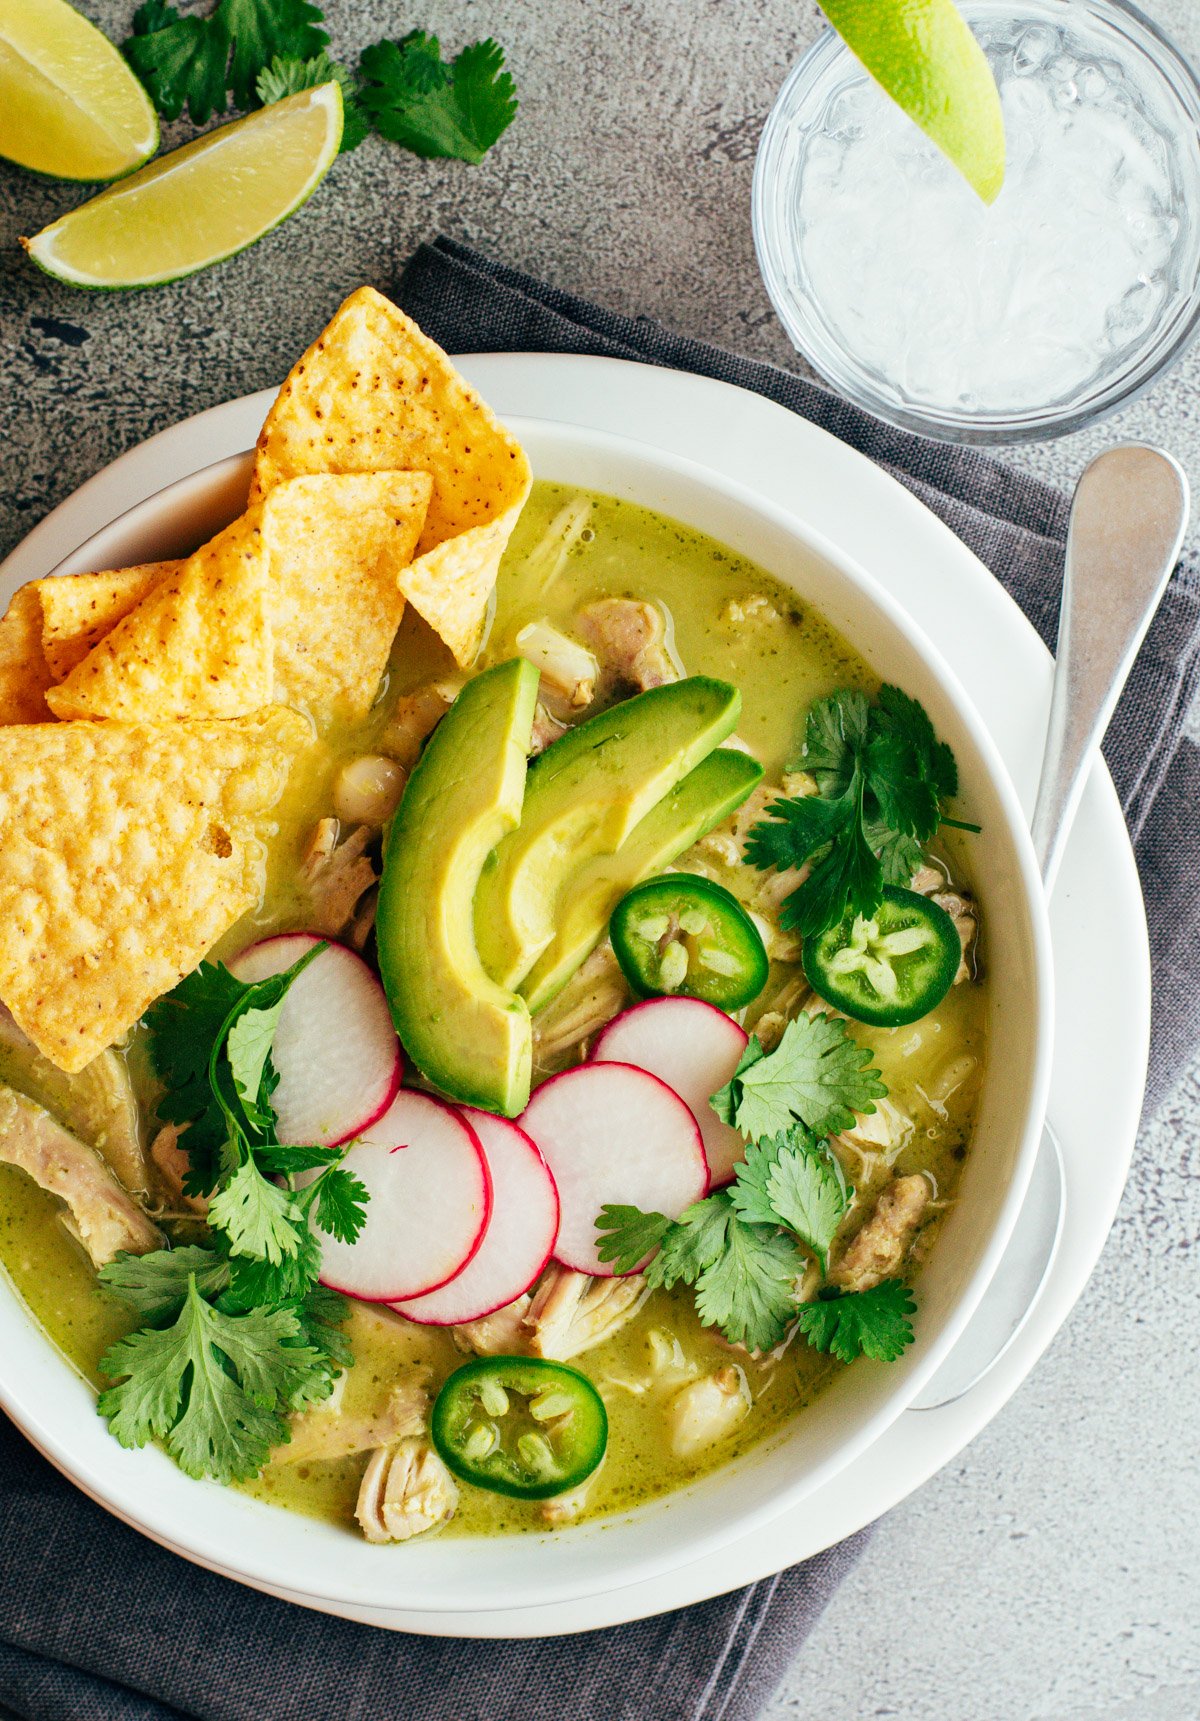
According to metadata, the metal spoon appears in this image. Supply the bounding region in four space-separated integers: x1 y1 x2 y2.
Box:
912 444 1189 1412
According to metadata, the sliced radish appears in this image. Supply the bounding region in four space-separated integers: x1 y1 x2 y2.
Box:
228 933 401 1148
520 1062 707 1276
312 1089 491 1301
393 1109 559 1326
592 997 749 1187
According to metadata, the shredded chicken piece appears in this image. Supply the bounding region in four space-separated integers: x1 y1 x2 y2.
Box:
0 1007 149 1196
541 1474 600 1525
149 1124 208 1216
910 865 978 982
931 890 978 983
355 1438 459 1543
524 1265 649 1360
575 598 681 694
832 1174 930 1293
378 679 463 770
665 1365 751 1460
515 620 599 711
532 943 629 1067
723 593 782 627
838 1097 914 1159
530 701 570 756
300 818 378 938
278 1371 429 1465
450 1294 533 1356
0 1085 161 1267
348 885 378 953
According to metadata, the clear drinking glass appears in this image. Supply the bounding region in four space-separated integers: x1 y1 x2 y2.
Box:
752 0 1200 443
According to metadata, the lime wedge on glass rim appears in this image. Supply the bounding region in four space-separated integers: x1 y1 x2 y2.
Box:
22 83 344 290
0 0 158 182
818 0 1006 203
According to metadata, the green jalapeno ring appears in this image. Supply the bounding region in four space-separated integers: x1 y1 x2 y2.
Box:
802 884 962 1028
610 874 769 1010
431 1356 608 1500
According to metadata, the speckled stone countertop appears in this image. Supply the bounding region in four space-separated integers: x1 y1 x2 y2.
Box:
1 5 1197 1717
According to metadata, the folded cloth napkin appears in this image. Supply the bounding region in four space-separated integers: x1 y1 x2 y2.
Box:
2 238 1199 1721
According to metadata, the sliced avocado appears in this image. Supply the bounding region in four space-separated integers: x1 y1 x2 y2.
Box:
377 657 540 1117
475 677 741 992
521 748 764 1014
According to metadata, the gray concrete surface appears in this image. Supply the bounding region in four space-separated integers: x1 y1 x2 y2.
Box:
1 4 1198 1717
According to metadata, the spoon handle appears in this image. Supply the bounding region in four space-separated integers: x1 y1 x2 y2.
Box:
1031 444 1189 893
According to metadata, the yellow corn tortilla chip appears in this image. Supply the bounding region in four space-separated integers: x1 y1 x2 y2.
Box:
260 471 432 719
0 586 56 724
46 513 271 722
0 707 307 1073
249 286 531 667
36 563 174 681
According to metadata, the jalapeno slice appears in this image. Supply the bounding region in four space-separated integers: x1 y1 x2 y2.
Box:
431 1357 608 1499
802 885 961 1027
610 875 768 1009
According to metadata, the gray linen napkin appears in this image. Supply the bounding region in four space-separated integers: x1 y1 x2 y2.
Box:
1 238 1198 1721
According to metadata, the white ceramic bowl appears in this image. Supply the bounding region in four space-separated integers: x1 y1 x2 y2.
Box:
0 420 1054 1616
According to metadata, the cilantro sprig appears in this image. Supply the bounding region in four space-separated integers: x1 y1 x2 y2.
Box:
744 686 979 938
123 3 517 167
99 947 367 1480
359 32 518 165
97 1258 349 1482
596 1010 919 1363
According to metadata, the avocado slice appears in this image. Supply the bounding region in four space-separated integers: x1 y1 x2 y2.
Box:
475 677 742 992
520 747 764 1014
377 657 540 1117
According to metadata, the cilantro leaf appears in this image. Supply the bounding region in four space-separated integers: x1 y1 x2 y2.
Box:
595 1204 671 1275
730 1129 850 1270
360 32 517 164
99 1246 230 1323
225 999 287 1129
710 1036 764 1127
796 1279 917 1363
256 51 368 150
207 1159 304 1264
98 1276 322 1483
692 1209 805 1354
124 0 327 123
306 1165 369 1245
716 1012 886 1143
256 1143 342 1176
750 686 973 936
644 1194 735 1291
226 1225 322 1307
124 1 230 123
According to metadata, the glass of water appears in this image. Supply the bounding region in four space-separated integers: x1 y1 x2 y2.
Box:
753 0 1200 442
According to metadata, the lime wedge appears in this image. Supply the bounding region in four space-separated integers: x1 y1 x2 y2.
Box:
818 0 1005 203
0 0 158 182
22 83 344 290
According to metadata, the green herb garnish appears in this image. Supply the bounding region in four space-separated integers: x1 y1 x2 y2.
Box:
256 51 368 150
124 2 516 166
796 1280 917 1364
359 32 517 165
98 946 366 1478
744 685 978 938
595 1010 913 1359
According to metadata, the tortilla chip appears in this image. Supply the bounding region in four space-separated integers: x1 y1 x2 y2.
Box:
0 586 55 724
261 471 432 719
46 514 271 722
0 707 307 1073
36 563 173 681
249 286 531 667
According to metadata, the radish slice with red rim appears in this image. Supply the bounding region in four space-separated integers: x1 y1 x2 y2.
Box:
312 1090 491 1302
592 996 749 1187
228 933 401 1148
393 1109 559 1326
520 1062 707 1276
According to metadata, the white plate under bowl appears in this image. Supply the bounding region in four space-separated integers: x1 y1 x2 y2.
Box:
0 356 1147 1636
